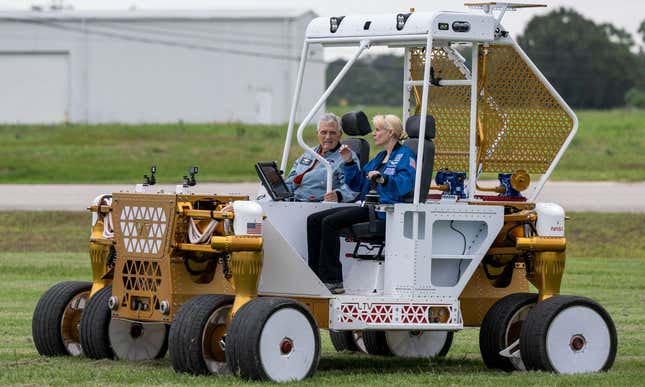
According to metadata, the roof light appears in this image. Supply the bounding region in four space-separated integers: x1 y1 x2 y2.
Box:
396 13 411 31
330 16 345 33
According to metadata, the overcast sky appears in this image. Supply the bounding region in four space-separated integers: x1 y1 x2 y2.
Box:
2 0 643 59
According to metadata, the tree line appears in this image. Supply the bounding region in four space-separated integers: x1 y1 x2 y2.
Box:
326 8 645 109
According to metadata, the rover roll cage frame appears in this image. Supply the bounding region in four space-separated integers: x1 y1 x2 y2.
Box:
280 4 577 206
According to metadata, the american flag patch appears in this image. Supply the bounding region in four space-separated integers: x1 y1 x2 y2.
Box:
247 222 262 235
409 158 416 169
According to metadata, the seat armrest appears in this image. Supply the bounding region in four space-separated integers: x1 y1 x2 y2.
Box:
376 204 395 212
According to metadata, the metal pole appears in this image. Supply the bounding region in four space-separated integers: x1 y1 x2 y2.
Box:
402 47 411 124
468 44 480 200
280 41 309 172
296 40 371 194
412 35 433 205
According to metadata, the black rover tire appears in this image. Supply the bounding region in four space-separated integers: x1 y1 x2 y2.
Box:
362 330 393 356
168 294 233 375
329 330 359 352
32 281 92 356
520 295 617 374
79 285 114 359
479 292 538 371
226 297 321 382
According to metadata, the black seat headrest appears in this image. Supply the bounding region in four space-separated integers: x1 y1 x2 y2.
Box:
341 111 372 136
405 115 435 140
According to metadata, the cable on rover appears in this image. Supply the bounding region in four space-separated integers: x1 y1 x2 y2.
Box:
188 218 218 244
450 220 467 282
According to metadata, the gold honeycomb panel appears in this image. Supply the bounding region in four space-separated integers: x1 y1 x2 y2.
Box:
477 45 574 173
122 259 162 293
409 45 574 174
410 47 472 172
111 193 177 321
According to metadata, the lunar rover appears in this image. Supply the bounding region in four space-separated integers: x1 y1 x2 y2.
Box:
32 3 617 382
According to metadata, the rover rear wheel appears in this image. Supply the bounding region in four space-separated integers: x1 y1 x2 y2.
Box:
352 330 367 353
79 285 114 359
32 281 92 357
520 295 617 374
329 330 359 352
385 330 453 358
109 319 168 360
168 294 233 375
226 297 320 382
479 292 538 371
362 330 392 356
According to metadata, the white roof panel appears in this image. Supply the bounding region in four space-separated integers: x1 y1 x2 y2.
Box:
306 11 497 44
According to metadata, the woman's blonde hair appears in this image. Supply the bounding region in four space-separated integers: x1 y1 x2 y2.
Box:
373 114 407 141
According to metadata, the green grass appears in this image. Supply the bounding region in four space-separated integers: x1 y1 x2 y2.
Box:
0 122 318 183
0 108 643 183
0 211 644 385
556 110 645 181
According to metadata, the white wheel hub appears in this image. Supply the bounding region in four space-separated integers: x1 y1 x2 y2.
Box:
259 308 316 382
546 306 612 374
353 331 367 353
385 330 448 358
505 303 534 370
109 318 166 360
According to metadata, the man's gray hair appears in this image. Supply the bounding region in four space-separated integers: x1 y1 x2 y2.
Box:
317 112 343 134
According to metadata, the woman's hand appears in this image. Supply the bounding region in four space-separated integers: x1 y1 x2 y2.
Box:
367 171 385 184
339 144 353 163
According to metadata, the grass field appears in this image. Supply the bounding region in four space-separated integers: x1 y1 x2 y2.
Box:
1 108 643 183
0 211 644 385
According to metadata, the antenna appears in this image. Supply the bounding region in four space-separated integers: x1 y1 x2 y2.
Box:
465 2 547 12
465 2 546 31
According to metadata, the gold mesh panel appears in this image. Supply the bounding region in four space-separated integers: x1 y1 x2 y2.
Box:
122 259 162 292
409 45 574 174
410 48 471 171
476 45 573 173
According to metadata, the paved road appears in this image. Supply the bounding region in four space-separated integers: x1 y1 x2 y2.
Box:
0 181 643 212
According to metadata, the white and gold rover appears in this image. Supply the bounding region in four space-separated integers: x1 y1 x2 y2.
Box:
32 3 617 382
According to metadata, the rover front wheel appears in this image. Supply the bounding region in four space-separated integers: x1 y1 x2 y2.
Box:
520 295 617 374
226 297 320 382
385 330 453 358
32 281 92 357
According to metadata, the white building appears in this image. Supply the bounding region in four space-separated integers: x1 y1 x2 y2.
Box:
0 9 324 124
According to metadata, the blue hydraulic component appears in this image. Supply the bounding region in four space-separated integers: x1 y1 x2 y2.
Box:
435 170 467 198
498 173 522 197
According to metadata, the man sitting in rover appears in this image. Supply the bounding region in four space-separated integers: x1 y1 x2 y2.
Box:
285 113 359 202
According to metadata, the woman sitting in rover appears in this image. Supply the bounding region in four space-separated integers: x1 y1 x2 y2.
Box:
307 114 417 294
